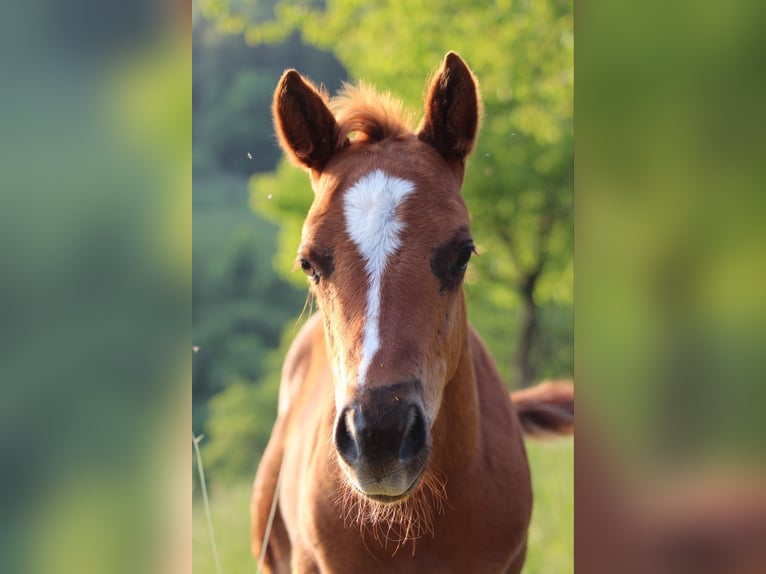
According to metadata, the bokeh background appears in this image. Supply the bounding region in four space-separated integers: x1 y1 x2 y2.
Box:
576 1 766 571
0 1 190 574
191 0 573 572
5 0 763 572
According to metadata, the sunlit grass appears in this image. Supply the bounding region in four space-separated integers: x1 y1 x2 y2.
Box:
193 481 253 574
193 441 573 573
524 440 574 574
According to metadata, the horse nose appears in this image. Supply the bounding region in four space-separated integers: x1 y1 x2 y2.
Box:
334 398 428 467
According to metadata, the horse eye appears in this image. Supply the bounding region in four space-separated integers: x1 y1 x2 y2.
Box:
452 244 475 272
300 258 319 283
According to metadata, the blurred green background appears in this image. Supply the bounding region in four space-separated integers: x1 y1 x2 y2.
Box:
4 0 764 571
192 0 573 572
0 2 191 573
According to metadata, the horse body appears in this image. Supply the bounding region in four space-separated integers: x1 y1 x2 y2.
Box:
252 52 570 573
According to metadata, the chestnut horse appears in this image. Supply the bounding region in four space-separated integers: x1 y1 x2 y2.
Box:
252 52 573 573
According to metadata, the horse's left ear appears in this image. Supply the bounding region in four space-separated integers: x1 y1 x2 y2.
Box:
418 52 481 164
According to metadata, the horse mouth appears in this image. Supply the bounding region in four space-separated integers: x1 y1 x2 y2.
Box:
351 469 425 504
364 488 413 504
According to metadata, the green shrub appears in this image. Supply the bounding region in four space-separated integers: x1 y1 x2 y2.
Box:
202 376 279 486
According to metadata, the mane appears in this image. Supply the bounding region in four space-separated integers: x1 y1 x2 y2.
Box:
330 82 415 144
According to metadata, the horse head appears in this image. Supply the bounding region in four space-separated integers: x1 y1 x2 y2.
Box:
273 53 480 502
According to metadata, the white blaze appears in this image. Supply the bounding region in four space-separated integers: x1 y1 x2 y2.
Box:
343 169 415 387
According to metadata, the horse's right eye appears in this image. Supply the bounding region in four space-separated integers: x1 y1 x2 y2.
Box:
300 258 319 283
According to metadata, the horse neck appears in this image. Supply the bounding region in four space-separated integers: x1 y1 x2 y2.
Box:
430 301 481 471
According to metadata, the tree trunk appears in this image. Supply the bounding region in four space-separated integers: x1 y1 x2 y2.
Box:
514 274 539 388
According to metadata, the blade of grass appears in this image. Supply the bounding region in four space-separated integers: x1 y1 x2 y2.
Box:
193 433 224 574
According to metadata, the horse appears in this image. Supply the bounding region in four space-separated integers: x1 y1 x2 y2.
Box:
251 52 574 573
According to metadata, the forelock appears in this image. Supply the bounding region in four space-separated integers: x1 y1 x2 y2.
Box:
331 83 415 144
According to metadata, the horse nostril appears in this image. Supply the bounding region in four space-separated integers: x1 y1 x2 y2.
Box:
334 407 359 464
399 405 427 461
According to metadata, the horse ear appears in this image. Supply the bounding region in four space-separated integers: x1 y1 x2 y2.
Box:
273 70 340 171
418 52 481 164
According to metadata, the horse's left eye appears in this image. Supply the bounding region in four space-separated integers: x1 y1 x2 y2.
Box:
431 235 475 292
452 244 475 273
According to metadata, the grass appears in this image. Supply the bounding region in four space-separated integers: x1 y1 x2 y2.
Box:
193 441 573 573
524 440 574 574
193 481 253 574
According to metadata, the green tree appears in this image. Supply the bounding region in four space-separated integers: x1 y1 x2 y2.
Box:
212 0 573 386
193 18 347 175
202 375 280 484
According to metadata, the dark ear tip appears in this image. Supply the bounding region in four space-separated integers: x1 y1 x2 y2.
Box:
443 51 462 64
281 69 301 81
278 69 304 92
443 52 469 73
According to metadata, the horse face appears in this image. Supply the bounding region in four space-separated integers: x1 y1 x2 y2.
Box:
304 148 473 499
274 53 480 501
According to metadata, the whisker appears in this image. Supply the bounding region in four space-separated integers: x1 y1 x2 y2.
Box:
332 460 448 555
294 289 315 330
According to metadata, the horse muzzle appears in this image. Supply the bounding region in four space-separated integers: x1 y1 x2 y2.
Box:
333 382 431 501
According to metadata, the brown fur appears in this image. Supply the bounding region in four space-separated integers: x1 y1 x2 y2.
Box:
252 52 572 573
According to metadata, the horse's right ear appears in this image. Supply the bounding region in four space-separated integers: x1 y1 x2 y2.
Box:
273 70 340 172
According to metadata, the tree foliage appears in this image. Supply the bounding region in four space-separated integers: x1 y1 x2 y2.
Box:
193 19 346 175
192 174 305 434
